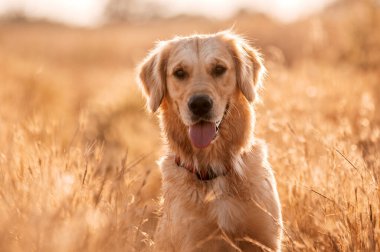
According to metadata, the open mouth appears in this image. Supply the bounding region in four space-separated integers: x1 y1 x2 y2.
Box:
188 121 217 149
188 103 229 149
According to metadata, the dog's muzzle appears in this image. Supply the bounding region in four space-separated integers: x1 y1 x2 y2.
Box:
187 102 229 149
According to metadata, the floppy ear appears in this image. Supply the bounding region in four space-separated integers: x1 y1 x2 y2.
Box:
222 33 265 102
137 41 169 112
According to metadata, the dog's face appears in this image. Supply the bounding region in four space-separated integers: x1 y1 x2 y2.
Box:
138 32 264 149
166 37 234 126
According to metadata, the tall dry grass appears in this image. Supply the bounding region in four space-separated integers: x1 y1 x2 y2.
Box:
0 2 379 251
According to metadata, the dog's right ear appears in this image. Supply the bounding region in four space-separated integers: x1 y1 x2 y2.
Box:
137 41 169 112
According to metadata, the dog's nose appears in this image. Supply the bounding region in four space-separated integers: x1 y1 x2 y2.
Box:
188 95 213 117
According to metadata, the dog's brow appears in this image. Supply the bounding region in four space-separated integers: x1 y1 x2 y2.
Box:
172 62 189 71
169 43 197 65
171 42 189 56
209 57 229 66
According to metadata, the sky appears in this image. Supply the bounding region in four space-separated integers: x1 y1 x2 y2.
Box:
0 0 334 27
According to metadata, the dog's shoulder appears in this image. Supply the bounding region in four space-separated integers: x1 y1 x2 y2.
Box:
251 138 270 162
235 138 271 176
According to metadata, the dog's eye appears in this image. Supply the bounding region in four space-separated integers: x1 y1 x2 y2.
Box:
212 65 227 77
173 69 187 80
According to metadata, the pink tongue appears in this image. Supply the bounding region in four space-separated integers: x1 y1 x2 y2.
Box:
189 121 216 149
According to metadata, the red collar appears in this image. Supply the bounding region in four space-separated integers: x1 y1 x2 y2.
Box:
175 156 228 181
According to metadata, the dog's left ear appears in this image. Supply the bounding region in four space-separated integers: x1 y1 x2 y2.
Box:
222 33 266 102
137 41 170 112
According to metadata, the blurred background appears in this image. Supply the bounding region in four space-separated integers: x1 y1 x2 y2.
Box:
0 0 379 251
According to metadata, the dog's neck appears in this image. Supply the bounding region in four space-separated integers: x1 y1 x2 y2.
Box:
159 92 254 175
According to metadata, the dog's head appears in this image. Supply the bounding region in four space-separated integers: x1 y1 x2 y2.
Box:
138 32 265 149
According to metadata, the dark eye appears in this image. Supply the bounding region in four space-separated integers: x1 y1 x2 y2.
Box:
212 65 227 77
173 69 187 80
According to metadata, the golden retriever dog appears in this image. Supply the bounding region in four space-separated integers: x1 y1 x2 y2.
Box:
137 31 282 251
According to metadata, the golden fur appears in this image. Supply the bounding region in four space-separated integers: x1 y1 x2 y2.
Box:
137 31 282 251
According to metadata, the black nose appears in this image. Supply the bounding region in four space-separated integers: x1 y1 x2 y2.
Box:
188 95 213 117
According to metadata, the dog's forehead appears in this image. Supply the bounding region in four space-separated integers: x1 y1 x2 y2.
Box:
168 36 231 67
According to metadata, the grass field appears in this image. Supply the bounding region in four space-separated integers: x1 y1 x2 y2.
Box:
0 1 379 251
